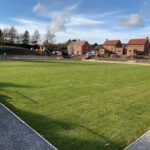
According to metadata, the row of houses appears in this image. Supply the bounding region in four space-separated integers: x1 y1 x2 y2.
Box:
67 38 150 57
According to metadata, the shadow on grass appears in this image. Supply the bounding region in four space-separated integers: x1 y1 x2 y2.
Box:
0 82 32 88
0 82 123 150
0 82 38 104
16 92 38 104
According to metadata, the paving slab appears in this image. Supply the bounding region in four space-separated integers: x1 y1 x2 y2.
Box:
0 103 57 150
124 130 150 150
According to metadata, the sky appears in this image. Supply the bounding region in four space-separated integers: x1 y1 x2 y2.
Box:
0 0 150 44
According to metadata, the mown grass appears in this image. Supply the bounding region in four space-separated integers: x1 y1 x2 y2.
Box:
0 60 150 150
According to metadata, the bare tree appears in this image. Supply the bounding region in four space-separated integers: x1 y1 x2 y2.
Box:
3 28 10 44
16 33 23 45
44 30 55 46
18 33 25 45
32 30 40 45
0 29 3 44
9 26 17 44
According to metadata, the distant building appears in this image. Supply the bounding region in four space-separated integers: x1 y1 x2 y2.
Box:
103 39 122 52
99 39 125 56
67 40 90 56
115 48 125 56
127 38 150 57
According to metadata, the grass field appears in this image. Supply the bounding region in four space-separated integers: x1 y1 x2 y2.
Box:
0 60 150 150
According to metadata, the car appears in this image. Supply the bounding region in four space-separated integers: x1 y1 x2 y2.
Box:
84 51 96 59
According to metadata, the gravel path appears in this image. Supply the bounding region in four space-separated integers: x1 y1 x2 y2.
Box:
0 103 57 150
124 130 150 150
82 59 150 66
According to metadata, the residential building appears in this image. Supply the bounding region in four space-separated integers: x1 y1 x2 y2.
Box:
103 39 122 52
67 40 90 56
127 38 150 57
99 39 125 56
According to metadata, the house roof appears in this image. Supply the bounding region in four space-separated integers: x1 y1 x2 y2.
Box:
128 39 148 45
68 40 88 47
104 40 121 46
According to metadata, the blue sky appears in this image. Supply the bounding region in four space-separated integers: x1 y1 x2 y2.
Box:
0 0 150 43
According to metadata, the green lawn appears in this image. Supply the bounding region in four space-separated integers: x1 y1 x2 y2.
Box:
0 60 150 150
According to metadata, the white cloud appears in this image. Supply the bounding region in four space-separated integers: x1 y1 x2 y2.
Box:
1 19 150 44
49 10 71 32
0 23 10 29
13 18 47 32
33 2 48 16
32 2 78 32
68 16 104 26
48 11 106 32
49 12 105 32
119 0 150 28
32 1 105 32
55 25 150 44
68 4 78 10
120 13 144 28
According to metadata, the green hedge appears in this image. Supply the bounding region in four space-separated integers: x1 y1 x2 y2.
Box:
0 46 37 55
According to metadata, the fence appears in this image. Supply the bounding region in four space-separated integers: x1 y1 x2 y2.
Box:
0 55 53 60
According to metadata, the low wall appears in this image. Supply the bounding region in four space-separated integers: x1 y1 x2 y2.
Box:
0 55 82 61
0 55 52 60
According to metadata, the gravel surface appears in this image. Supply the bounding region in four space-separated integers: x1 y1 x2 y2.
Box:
0 103 57 150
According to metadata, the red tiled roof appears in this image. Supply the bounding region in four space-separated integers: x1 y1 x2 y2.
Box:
68 40 87 47
104 40 121 46
128 39 148 45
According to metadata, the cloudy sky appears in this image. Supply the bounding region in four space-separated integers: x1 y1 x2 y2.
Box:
0 0 150 43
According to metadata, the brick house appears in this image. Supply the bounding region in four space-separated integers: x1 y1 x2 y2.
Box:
67 40 90 56
127 38 150 57
115 48 125 56
99 39 125 56
103 39 122 52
